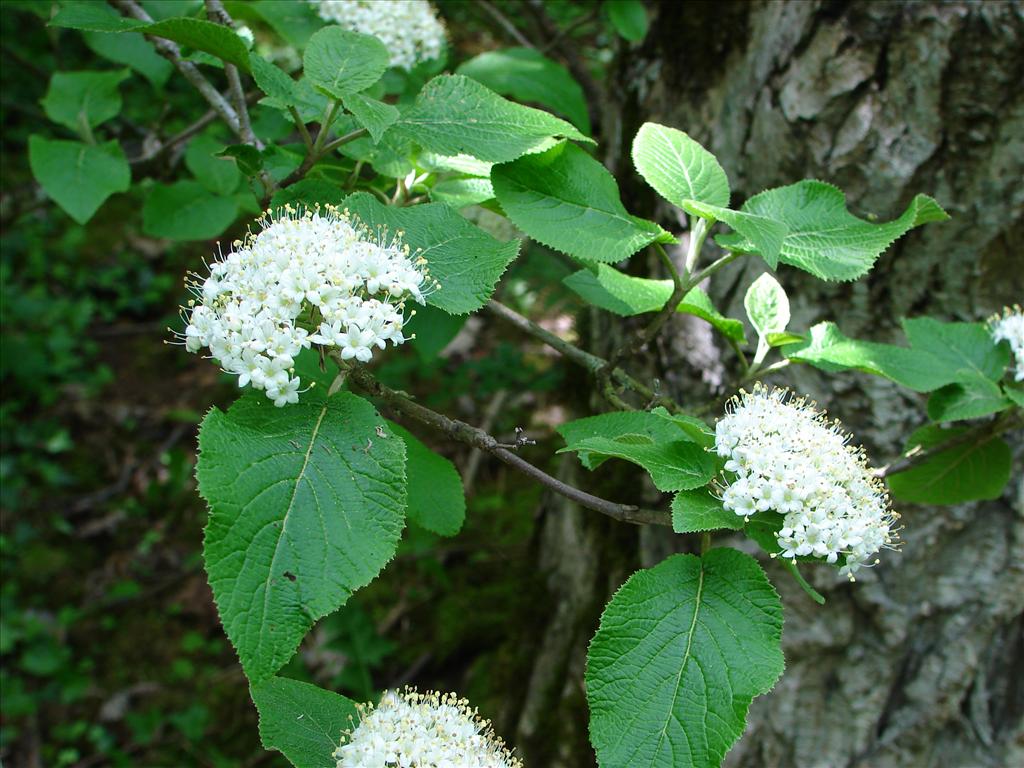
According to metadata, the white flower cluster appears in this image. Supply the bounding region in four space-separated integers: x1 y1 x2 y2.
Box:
312 0 447 70
715 386 899 580
989 305 1024 381
334 688 523 768
180 206 434 407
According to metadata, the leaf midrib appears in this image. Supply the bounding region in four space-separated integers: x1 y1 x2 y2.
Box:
653 560 705 763
257 402 329 661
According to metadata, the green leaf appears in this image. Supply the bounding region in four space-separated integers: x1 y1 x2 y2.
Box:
251 677 358 768
198 392 407 682
398 74 591 163
717 180 949 281
744 272 790 352
681 200 786 267
41 69 130 135
563 264 746 343
341 93 399 143
927 381 1012 422
671 489 743 533
492 142 664 263
84 31 173 88
28 136 130 225
558 410 696 470
142 17 252 71
1004 384 1024 408
388 424 465 537
225 0 321 50
251 54 298 107
185 134 242 196
887 425 1012 504
783 322 952 393
269 179 348 210
303 26 388 99
457 47 590 134
404 303 467 360
606 0 649 42
902 317 1009 384
429 177 495 209
560 435 716 492
632 122 730 209
784 319 1008 393
343 193 520 315
143 181 239 241
586 549 784 768
50 1 149 32
217 144 265 177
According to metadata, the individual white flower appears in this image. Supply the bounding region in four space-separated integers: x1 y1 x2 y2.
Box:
714 385 899 580
176 205 436 406
311 0 447 70
334 688 523 768
989 305 1024 381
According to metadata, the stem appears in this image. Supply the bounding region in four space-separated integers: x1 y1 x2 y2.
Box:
484 299 685 413
277 127 367 190
683 217 709 276
344 364 671 527
289 107 314 151
112 0 241 136
311 100 340 156
700 531 712 554
474 0 536 48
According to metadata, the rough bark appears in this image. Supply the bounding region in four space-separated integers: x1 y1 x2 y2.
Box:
514 2 1024 767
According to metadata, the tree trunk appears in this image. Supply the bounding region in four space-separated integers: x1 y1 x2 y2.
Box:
512 2 1024 766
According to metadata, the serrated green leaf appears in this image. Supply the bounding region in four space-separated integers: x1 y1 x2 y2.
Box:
403 304 467 361
186 134 242 195
198 392 407 682
50 1 149 32
144 17 252 71
887 426 1012 504
785 319 1008 393
41 69 130 135
388 423 465 537
398 74 592 163
902 317 1009 384
492 142 664 263
561 435 716 492
429 177 495 209
784 322 952 392
251 677 358 768
343 193 519 315
217 144 264 177
143 180 239 241
269 179 348 210
1004 385 1024 408
341 92 399 143
28 136 130 224
225 0 321 50
717 180 949 281
457 47 590 134
586 549 784 768
682 200 786 267
51 7 254 70
632 122 730 209
304 26 388 99
557 410 698 471
251 54 298 107
927 381 1012 422
606 0 649 42
671 489 742 533
84 31 173 88
744 272 790 345
563 264 747 343
336 114 415 178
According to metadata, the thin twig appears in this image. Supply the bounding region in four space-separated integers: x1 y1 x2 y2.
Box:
111 0 241 136
474 0 536 48
277 127 368 189
484 299 683 413
344 364 671 526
